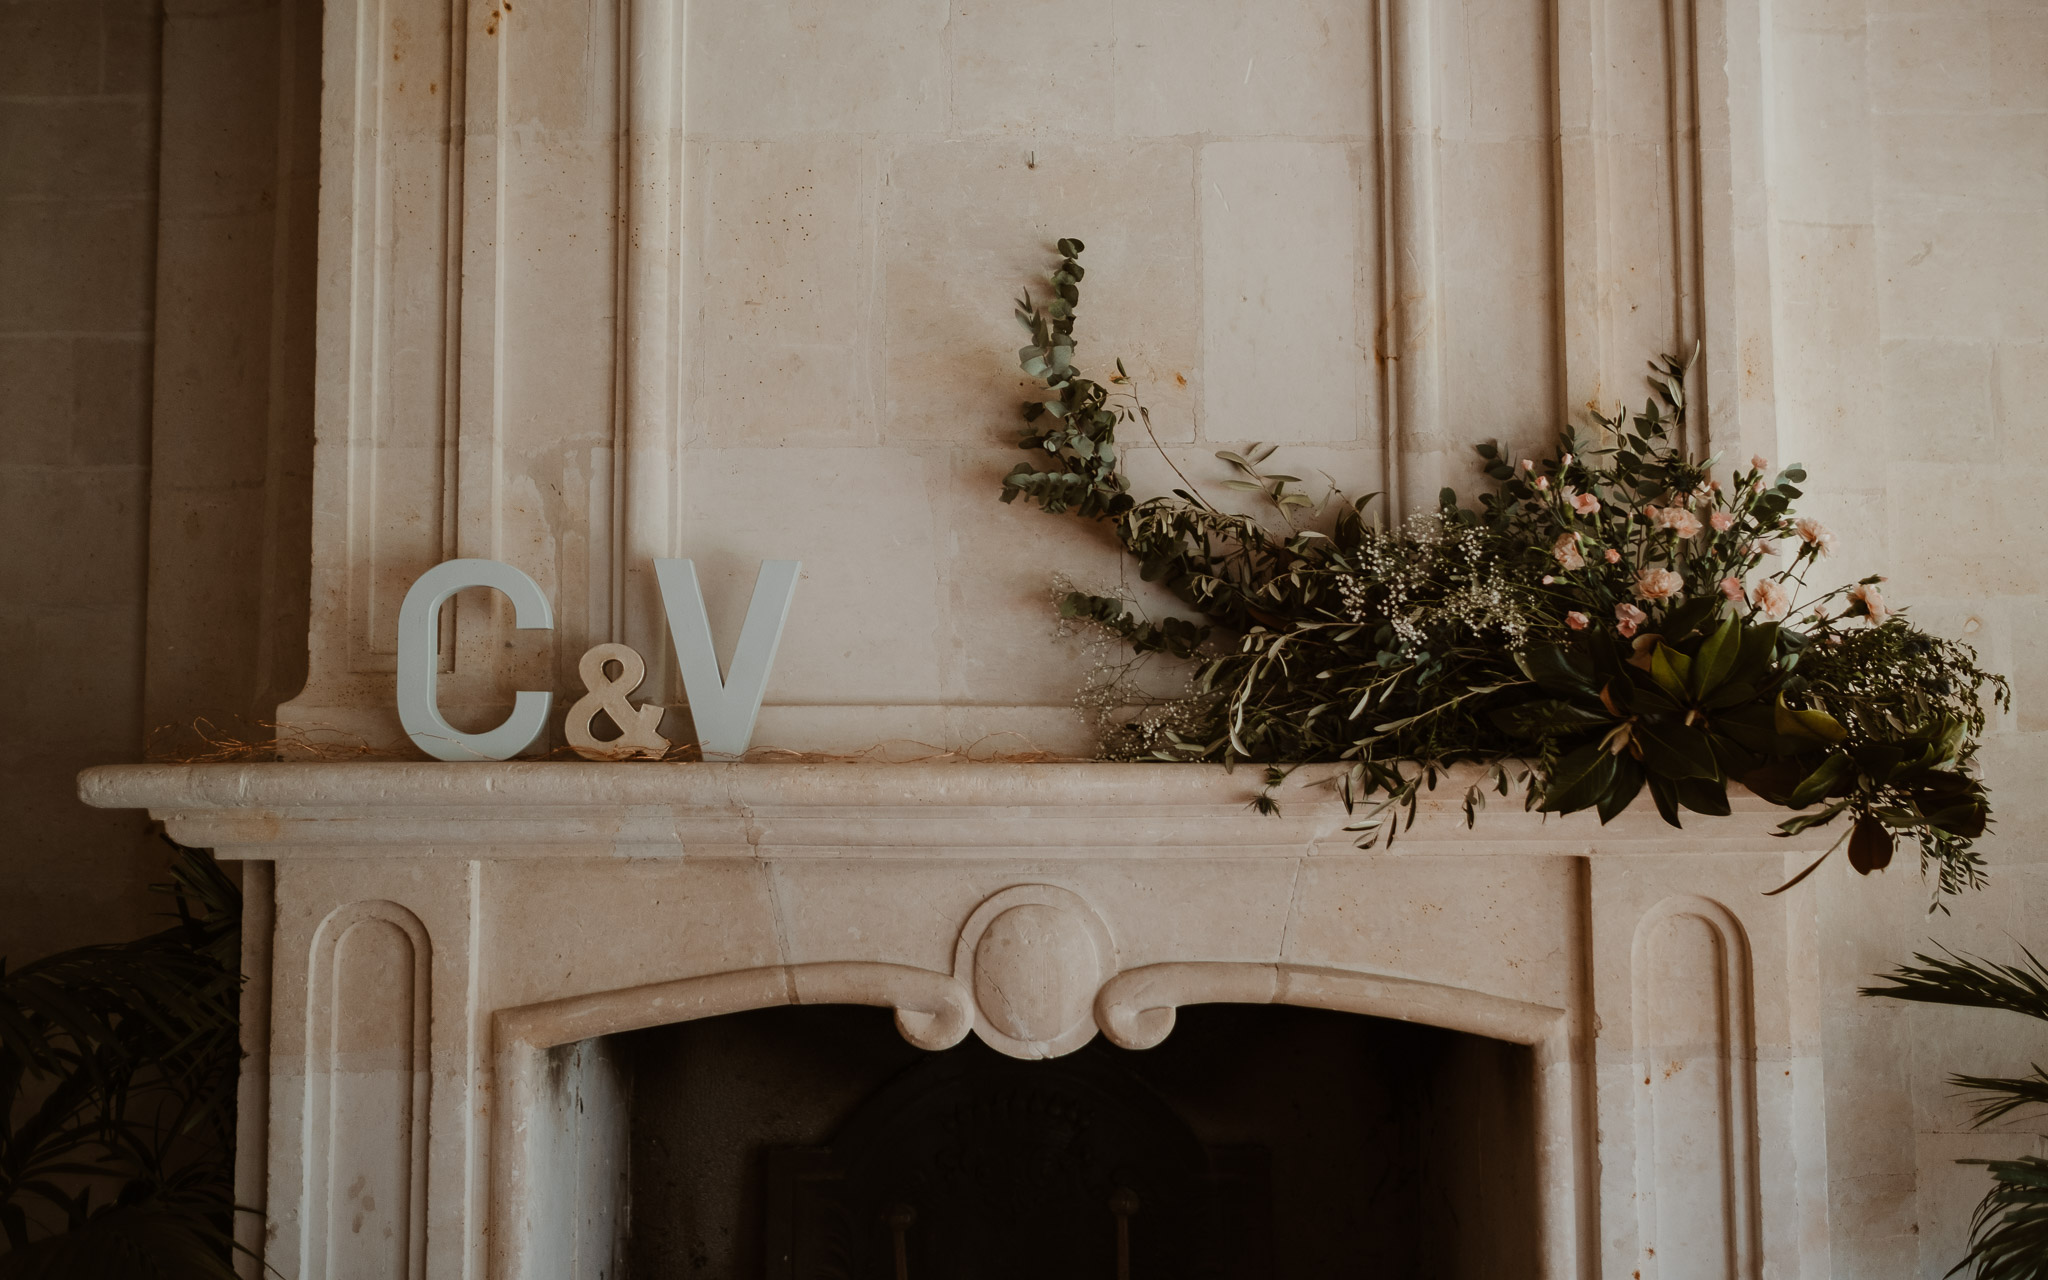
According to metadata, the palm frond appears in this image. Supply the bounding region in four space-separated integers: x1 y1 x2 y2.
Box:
0 1201 242 1280
1861 945 2048 1022
0 840 245 1277
1951 1156 2048 1280
1951 1068 2048 1128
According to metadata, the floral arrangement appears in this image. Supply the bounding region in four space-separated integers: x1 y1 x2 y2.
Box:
999 240 2008 902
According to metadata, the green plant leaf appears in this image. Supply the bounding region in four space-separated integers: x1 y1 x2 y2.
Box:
1540 744 1618 815
1518 645 1598 695
1645 772 1682 826
1676 775 1733 816
1692 616 1742 697
1650 644 1693 702
1847 814 1894 874
1776 694 1849 745
1599 755 1646 823
1788 752 1857 807
1490 699 1610 741
1637 721 1721 781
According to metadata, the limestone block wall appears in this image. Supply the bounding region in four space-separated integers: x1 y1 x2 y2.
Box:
0 0 317 961
1768 1 2048 1275
0 0 164 959
278 0 1711 757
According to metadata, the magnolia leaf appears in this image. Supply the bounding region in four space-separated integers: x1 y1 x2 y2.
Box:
1788 752 1857 807
1540 744 1618 814
1646 773 1683 827
1598 756 1646 823
1776 695 1848 745
1637 721 1721 781
1518 645 1597 695
1847 815 1894 874
1692 616 1742 697
1676 775 1733 816
1649 644 1693 703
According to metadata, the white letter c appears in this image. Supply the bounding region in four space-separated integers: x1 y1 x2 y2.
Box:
396 559 554 761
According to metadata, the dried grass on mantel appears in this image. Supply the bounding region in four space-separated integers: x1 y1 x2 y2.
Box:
146 719 1077 765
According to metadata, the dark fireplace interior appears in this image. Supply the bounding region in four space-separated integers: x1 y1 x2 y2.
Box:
618 1002 1539 1279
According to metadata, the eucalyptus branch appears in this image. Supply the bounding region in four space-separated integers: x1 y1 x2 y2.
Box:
997 241 2005 889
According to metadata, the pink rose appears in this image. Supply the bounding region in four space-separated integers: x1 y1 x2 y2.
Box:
1849 582 1890 625
1615 602 1648 638
1534 475 1549 490
1559 453 1574 467
1752 578 1791 620
1571 491 1601 516
1552 532 1585 571
1720 576 1745 603
1565 611 1589 631
1796 518 1836 557
1520 458 1535 472
1752 454 1768 471
1635 568 1684 601
1604 548 1621 564
1709 511 1734 532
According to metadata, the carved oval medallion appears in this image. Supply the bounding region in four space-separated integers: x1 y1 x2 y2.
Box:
972 903 1098 1044
953 885 1118 1059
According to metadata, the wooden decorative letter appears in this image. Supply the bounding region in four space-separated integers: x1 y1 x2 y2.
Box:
565 643 670 760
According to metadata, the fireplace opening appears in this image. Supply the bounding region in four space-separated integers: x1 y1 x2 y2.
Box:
614 1001 1540 1279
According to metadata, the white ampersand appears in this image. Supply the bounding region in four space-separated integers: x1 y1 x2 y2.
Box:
565 643 671 760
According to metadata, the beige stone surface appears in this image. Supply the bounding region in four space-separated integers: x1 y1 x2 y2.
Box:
0 0 166 961
5 0 2046 1274
1772 2 2048 1275
1202 138 1366 445
82 759 1824 1278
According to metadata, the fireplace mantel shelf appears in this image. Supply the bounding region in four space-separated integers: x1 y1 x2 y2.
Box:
79 762 1824 1280
79 761 1813 860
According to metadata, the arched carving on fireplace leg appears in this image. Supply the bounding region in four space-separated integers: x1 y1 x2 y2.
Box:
303 900 431 1280
1628 894 1762 1280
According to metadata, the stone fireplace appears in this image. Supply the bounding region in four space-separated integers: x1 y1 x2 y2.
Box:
79 761 1828 1278
73 0 1844 1271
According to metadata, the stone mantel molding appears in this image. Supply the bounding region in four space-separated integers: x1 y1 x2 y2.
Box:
79 760 1823 862
79 760 1828 1279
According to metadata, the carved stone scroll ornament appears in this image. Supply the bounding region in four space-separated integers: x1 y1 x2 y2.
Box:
952 885 1116 1059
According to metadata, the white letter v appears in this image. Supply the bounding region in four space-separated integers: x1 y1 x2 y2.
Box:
653 559 800 761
